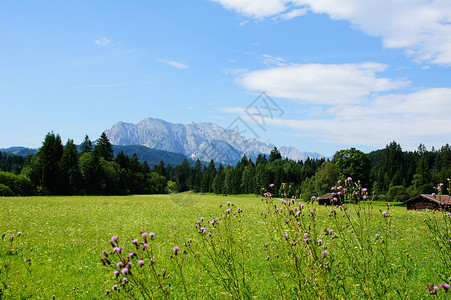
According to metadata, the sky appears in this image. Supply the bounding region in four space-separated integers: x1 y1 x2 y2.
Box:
1 0 451 157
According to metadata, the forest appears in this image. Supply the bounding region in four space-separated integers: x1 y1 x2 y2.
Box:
0 132 450 202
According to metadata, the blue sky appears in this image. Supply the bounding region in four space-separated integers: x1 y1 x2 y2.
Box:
1 1 451 157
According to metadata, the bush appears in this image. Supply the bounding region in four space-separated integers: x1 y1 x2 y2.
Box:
386 185 409 202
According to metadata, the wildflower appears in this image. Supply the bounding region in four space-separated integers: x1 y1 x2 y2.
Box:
200 217 204 221
442 283 450 291
121 267 129 274
296 211 301 216
17 232 22 236
386 203 391 208
362 188 367 193
347 177 352 181
264 243 268 248
338 180 341 184
382 211 387 217
303 237 309 242
114 270 119 277
318 239 322 245
138 260 144 266
226 208 231 213
328 229 333 234
375 233 379 239
11 235 14 241
363 195 367 200
112 284 118 291
283 234 288 240
227 201 231 206
208 231 212 236
322 250 328 256
142 243 148 250
310 211 315 216
123 277 128 283
150 258 154 264
117 262 123 267
301 204 305 208
111 236 118 243
269 183 274 187
149 232 155 239
237 207 241 212
304 233 309 238
173 246 179 255
311 196 316 201
132 239 138 244
141 232 147 237
447 213 451 217
127 262 132 266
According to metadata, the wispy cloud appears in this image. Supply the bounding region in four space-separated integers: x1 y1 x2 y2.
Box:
158 58 188 69
76 83 126 88
262 54 288 67
94 37 110 46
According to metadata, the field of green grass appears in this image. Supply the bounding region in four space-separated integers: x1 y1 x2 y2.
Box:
1 194 450 299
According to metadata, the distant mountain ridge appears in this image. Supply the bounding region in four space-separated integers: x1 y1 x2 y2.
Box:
105 117 323 165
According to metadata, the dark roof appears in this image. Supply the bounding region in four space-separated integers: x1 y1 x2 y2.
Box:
319 193 334 200
403 194 451 205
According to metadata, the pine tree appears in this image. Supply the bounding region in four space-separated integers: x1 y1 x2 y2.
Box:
33 132 64 195
80 135 93 154
60 139 81 194
94 132 114 161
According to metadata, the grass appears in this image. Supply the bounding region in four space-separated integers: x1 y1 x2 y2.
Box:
0 194 449 298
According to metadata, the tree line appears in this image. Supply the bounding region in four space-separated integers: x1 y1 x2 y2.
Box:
0 133 450 202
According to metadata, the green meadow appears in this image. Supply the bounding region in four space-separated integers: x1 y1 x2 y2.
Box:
1 194 450 299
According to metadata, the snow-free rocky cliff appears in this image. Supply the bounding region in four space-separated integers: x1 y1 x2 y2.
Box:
105 117 323 164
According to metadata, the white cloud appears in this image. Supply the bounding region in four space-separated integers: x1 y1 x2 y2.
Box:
213 0 451 65
278 8 307 20
266 88 451 150
210 0 304 18
94 37 110 46
262 54 288 67
157 59 188 69
297 0 451 65
238 62 408 105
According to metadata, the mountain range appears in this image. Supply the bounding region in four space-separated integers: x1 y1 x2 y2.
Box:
105 117 323 165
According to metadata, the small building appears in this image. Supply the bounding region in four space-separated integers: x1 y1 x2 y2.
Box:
403 194 451 211
318 193 335 205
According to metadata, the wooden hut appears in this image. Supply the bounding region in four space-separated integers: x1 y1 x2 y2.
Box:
318 193 335 205
403 194 451 211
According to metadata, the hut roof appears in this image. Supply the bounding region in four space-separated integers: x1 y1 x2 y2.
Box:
403 194 451 206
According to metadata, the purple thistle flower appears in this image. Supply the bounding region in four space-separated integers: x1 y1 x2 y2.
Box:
444 283 450 291
301 204 305 208
296 211 301 216
338 180 341 184
304 233 309 237
150 258 154 264
208 231 212 236
102 250 107 255
112 284 118 291
200 217 204 221
17 232 22 236
149 232 155 239
303 237 309 242
142 243 148 250
132 239 138 244
141 232 147 237
382 211 387 216
117 261 123 267
347 177 352 181
328 229 333 234
237 207 241 212
264 243 268 248
310 211 315 216
173 246 179 255
227 201 231 206
121 268 129 274
11 235 15 241
283 234 288 240
123 277 127 282
375 233 379 239
114 269 119 277
226 208 231 213
269 183 274 187
447 213 451 217
362 188 367 193
111 236 118 243
318 239 322 245
138 260 144 266
127 262 132 266
363 195 367 199
322 250 328 256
